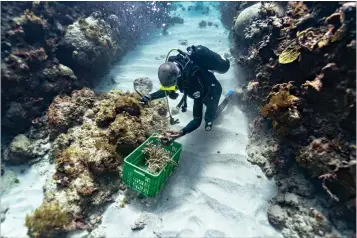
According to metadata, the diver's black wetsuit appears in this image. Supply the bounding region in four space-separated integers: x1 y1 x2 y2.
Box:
149 54 222 135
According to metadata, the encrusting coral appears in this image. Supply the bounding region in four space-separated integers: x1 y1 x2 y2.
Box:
47 88 96 139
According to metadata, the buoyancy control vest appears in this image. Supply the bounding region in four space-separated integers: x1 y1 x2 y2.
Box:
165 45 230 113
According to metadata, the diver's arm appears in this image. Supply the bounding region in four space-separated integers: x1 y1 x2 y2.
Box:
180 99 203 135
148 90 178 100
148 90 166 100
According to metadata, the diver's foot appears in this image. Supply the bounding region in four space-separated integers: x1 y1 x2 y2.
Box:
205 122 212 131
224 89 235 99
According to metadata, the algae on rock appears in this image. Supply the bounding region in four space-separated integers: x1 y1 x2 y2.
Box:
3 134 34 165
25 201 70 238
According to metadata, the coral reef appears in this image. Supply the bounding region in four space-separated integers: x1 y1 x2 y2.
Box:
1 2 83 137
1 2 171 138
25 88 168 237
227 1 356 237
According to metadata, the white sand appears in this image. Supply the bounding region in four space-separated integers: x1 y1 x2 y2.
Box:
1 155 55 237
91 2 281 238
1 3 281 237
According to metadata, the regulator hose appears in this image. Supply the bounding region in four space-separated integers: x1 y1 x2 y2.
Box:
164 49 181 125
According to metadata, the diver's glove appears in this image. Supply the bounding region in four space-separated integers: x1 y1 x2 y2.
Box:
168 92 179 100
140 95 151 105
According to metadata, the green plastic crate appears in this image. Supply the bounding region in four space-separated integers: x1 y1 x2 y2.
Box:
122 133 182 197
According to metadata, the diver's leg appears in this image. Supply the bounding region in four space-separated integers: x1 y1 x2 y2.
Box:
204 80 222 130
213 89 235 120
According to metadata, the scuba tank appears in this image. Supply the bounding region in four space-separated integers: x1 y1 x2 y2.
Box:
186 45 230 74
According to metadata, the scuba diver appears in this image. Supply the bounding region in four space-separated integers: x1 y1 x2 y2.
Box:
140 45 234 142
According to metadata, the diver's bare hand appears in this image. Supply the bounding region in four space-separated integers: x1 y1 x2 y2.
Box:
166 130 183 140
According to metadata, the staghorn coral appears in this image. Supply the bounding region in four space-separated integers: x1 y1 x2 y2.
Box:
143 142 176 174
25 201 70 238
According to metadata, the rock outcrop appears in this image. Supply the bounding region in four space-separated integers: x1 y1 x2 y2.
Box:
3 134 34 165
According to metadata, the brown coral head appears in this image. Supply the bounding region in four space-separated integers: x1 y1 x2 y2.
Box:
88 154 122 175
115 95 141 117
